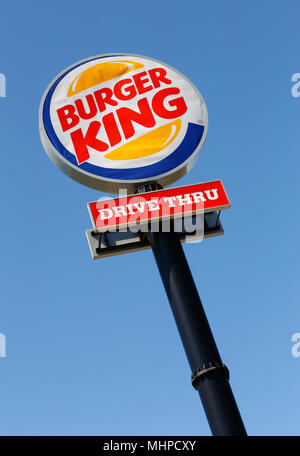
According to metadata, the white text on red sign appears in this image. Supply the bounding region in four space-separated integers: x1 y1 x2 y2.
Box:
88 180 230 232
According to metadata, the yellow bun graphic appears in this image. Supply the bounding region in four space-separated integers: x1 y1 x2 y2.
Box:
104 119 181 161
67 60 144 97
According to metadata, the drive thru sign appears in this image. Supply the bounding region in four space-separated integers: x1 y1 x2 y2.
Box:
88 180 230 233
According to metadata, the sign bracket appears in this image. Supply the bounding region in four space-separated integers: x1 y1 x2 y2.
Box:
86 211 224 260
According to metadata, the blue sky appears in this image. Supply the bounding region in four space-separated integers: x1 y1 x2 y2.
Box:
0 0 299 436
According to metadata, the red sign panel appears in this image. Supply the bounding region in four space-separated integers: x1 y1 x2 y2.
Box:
88 180 230 232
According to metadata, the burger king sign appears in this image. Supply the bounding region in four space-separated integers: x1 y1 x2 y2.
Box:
40 54 208 193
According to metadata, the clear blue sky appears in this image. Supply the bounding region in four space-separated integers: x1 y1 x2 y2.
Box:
0 0 299 436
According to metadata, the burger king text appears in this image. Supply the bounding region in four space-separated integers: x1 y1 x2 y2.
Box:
57 68 187 165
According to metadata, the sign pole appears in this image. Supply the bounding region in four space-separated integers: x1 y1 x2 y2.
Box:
41 52 247 436
138 184 247 436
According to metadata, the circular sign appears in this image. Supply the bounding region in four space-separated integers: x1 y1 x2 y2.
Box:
39 53 208 193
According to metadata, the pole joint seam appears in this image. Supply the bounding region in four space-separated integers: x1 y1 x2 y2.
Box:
191 362 230 389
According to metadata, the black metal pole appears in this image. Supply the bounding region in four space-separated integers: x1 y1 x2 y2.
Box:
135 182 246 435
147 229 247 435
